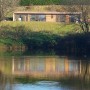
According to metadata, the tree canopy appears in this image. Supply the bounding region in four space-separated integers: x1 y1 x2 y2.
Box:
0 0 19 21
20 0 90 5
20 0 62 5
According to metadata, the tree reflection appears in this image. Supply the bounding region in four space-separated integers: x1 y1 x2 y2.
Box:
81 60 90 82
59 60 90 90
0 71 13 90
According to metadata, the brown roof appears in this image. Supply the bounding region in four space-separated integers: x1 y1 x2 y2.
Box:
14 11 82 15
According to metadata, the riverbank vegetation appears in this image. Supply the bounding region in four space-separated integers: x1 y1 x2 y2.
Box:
0 21 90 56
0 21 81 46
19 0 89 5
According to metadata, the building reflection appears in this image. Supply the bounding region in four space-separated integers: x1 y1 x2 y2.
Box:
12 56 81 78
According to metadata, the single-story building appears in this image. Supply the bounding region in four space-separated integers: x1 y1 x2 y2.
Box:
13 12 82 23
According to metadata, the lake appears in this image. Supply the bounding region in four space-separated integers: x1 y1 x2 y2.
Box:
0 55 90 90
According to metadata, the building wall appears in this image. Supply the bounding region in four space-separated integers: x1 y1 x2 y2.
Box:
66 15 70 23
28 15 30 21
56 15 70 23
46 15 56 22
13 13 81 23
56 15 60 22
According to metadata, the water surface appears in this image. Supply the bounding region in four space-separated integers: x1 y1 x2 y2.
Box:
0 56 90 90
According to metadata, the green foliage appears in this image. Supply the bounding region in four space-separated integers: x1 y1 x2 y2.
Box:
0 22 79 46
19 0 90 5
20 0 62 5
0 21 80 35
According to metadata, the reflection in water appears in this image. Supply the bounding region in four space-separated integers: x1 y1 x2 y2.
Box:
0 71 13 90
12 56 81 78
0 56 90 90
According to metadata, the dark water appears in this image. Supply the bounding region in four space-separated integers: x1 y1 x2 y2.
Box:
0 55 90 90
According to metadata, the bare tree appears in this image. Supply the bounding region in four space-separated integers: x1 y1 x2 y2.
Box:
60 0 90 32
80 5 90 32
0 0 19 21
64 5 90 32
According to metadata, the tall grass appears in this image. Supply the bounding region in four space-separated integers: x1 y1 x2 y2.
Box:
0 21 81 35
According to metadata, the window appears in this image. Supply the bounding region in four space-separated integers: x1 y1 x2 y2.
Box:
60 15 66 22
75 15 80 22
39 15 46 21
30 15 46 21
69 14 80 23
69 15 75 22
30 15 36 21
15 14 28 21
18 15 24 21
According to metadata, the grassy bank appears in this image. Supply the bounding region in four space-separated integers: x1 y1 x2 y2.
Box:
0 21 81 47
0 21 81 34
0 21 90 56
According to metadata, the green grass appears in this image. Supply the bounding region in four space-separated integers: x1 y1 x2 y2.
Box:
0 21 81 35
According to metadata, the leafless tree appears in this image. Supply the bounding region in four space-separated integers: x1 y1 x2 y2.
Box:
79 5 90 32
0 0 19 21
65 5 90 32
61 0 90 32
